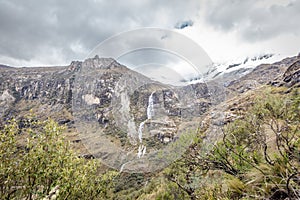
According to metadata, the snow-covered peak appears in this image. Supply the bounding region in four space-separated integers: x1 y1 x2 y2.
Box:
187 53 287 84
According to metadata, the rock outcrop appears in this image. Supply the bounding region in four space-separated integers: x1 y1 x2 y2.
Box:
282 59 300 87
226 55 299 93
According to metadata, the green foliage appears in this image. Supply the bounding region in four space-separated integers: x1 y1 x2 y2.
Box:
208 88 300 199
163 87 300 199
0 118 118 200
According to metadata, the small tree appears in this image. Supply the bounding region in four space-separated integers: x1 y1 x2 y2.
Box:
0 118 118 200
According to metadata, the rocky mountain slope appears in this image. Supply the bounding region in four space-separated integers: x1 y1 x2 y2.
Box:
0 54 299 171
0 56 211 171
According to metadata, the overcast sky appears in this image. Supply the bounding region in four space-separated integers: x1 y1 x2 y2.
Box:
0 0 299 67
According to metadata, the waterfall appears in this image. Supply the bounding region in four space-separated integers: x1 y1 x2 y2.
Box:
137 122 146 158
137 145 142 158
136 92 154 158
147 92 155 119
138 121 145 143
142 146 146 157
120 163 125 172
137 145 146 158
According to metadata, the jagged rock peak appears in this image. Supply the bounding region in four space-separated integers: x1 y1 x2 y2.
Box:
67 56 125 72
82 55 123 69
68 60 82 72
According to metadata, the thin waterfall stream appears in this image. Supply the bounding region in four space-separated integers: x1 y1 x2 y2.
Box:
137 92 155 158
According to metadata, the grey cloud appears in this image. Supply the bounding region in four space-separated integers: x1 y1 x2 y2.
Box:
118 49 181 67
204 0 300 42
0 0 200 66
204 0 253 31
88 28 212 75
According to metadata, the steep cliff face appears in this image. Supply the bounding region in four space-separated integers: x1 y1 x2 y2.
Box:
1 54 298 127
282 59 300 87
0 57 135 119
0 62 81 125
0 56 211 149
1 54 299 171
69 57 211 171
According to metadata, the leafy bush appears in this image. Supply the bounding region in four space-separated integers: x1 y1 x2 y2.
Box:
0 118 117 200
164 87 300 199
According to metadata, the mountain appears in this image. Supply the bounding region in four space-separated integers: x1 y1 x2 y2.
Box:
0 56 212 171
1 53 300 199
187 53 289 84
0 54 299 172
0 64 13 69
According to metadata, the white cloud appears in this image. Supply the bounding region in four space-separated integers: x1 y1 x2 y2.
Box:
0 0 298 66
178 0 300 63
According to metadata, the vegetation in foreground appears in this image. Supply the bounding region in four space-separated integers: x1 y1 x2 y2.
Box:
163 87 300 199
0 86 299 199
0 118 117 199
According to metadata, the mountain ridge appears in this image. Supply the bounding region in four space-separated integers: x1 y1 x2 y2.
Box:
0 54 299 167
1 54 299 120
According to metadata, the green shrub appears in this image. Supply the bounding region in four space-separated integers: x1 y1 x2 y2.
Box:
0 118 118 200
163 87 300 199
